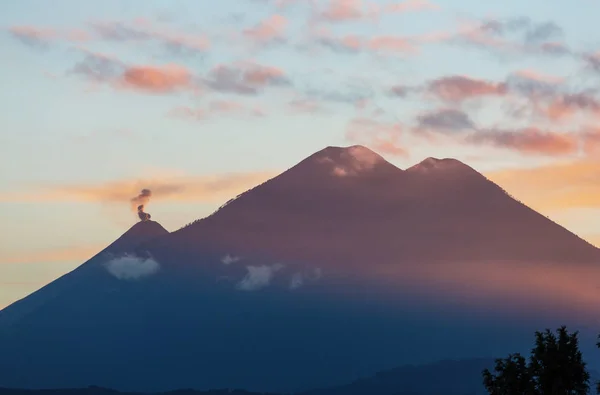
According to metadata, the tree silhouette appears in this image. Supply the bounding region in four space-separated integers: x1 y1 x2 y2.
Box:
596 335 600 394
483 326 590 395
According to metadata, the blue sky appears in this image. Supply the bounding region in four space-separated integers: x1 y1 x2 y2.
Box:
2 0 600 308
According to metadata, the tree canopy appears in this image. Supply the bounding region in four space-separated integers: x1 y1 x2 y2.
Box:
483 326 590 395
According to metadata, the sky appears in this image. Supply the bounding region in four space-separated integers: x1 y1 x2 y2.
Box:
2 0 600 309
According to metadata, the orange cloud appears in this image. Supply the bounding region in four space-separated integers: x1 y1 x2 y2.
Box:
244 14 288 42
0 172 278 205
121 64 193 93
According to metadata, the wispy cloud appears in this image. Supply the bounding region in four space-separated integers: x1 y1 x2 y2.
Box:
203 61 290 95
88 18 210 56
0 245 102 265
0 171 277 204
9 25 90 48
315 0 438 23
168 100 266 121
346 118 407 156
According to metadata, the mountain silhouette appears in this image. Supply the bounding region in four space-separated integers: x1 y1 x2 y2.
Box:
0 146 599 393
155 145 598 267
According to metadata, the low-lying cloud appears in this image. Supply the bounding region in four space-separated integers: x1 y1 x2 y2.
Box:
105 254 160 280
237 263 284 291
221 254 241 265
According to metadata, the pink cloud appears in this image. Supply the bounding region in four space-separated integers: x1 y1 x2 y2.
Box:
319 0 375 22
317 0 438 22
512 69 564 85
534 93 600 122
428 75 507 102
244 14 288 42
120 64 193 93
467 127 579 156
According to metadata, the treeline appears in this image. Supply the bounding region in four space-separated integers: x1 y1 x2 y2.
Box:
483 326 599 395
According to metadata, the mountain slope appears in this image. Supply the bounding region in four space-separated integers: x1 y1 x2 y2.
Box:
0 220 168 330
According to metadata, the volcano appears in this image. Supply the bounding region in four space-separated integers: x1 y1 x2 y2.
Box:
0 145 599 393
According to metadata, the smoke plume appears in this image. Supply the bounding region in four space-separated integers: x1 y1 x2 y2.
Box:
131 189 152 221
105 253 160 280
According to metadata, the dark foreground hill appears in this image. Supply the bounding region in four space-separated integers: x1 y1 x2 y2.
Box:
1 145 599 393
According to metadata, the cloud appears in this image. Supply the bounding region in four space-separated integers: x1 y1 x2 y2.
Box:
69 50 126 82
417 108 475 131
105 254 160 280
0 171 277 204
168 100 266 121
89 19 210 57
316 0 438 22
449 17 570 58
537 92 600 122
318 0 376 22
121 64 193 93
288 97 328 114
9 26 56 48
314 31 418 55
203 62 290 95
428 75 507 103
237 264 284 291
243 14 288 43
221 254 241 265
467 128 579 156
9 25 90 48
290 273 304 289
69 51 197 94
345 118 407 156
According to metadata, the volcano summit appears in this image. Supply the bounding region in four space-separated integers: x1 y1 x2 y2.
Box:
0 145 599 393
